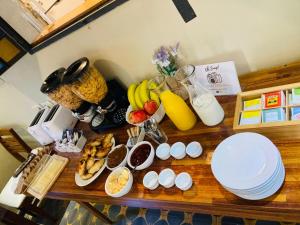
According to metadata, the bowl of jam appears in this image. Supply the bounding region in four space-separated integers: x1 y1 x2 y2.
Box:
127 141 154 170
107 144 129 170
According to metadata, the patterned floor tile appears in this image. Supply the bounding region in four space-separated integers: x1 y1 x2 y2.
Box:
145 208 161 224
126 206 140 221
31 200 288 225
154 219 169 225
192 213 212 225
132 216 147 225
256 221 281 225
167 210 185 225
222 216 244 225
108 205 122 221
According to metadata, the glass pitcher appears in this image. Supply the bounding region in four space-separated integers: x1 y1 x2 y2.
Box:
149 75 197 131
177 65 225 126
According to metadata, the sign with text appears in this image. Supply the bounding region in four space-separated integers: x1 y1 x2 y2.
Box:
194 61 241 95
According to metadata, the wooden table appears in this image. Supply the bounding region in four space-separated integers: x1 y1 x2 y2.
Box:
47 62 300 223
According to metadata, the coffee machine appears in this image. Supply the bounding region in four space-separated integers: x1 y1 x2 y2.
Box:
89 79 129 132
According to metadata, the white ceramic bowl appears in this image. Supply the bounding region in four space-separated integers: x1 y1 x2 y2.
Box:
126 103 165 127
127 141 155 170
170 142 186 159
156 143 171 160
186 141 203 158
105 167 133 198
158 168 176 188
143 171 159 190
106 144 129 171
175 172 193 191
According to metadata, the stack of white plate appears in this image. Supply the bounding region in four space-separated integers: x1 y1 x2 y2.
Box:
211 132 285 200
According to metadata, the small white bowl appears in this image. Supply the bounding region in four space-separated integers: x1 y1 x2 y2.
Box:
158 168 176 188
186 141 203 158
105 167 133 198
127 141 155 170
106 144 129 171
143 171 159 190
170 142 186 159
175 172 193 191
156 143 171 160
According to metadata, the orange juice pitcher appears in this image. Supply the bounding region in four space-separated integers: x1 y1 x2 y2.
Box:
149 76 197 131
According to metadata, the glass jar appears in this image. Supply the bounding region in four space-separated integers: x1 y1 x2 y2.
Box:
178 65 225 126
149 75 197 131
40 68 83 110
63 57 108 104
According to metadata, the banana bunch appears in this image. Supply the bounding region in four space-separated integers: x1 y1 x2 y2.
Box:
127 79 160 110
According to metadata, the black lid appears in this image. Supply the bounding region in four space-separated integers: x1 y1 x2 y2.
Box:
40 68 65 94
63 57 90 84
72 101 93 114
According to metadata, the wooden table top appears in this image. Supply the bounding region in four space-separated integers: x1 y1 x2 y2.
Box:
48 62 300 222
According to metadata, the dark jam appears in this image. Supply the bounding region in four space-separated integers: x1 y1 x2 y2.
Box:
107 145 127 168
130 144 151 167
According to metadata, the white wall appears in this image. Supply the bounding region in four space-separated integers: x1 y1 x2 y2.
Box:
3 0 300 95
31 0 300 86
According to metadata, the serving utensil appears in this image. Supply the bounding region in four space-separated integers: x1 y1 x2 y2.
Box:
127 127 140 146
144 118 168 144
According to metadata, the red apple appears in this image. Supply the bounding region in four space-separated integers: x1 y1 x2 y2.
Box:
129 110 148 124
144 100 158 115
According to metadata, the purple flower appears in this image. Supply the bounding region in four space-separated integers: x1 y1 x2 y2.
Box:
152 43 180 72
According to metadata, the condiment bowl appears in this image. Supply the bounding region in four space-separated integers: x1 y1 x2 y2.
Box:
105 167 133 198
186 141 203 158
107 144 129 171
127 141 155 170
156 143 171 160
143 171 159 190
170 142 186 159
158 168 176 188
175 172 193 191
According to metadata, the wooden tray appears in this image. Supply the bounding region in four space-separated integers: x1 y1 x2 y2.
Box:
26 155 69 200
233 82 300 139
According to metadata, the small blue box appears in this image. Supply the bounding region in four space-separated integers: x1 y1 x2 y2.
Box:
291 107 300 120
262 108 285 123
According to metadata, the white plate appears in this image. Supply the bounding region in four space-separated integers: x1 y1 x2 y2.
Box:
226 159 284 195
211 132 280 190
74 137 115 187
235 163 285 200
224 152 282 194
75 160 107 187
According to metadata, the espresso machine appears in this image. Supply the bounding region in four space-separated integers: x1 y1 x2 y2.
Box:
89 79 129 132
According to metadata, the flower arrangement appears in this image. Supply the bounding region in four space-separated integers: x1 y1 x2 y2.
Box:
152 43 180 76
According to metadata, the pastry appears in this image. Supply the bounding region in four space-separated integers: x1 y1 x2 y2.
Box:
80 173 93 180
96 147 110 158
91 146 97 157
88 159 104 174
86 157 95 170
90 139 102 147
103 133 113 146
78 159 86 176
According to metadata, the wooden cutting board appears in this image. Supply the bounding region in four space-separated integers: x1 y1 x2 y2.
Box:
27 155 69 200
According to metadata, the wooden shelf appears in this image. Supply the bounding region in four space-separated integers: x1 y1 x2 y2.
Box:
33 0 111 45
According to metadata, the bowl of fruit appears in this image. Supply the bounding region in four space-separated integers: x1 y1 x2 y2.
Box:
126 79 165 126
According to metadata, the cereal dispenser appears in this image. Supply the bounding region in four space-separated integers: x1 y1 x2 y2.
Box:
63 57 129 132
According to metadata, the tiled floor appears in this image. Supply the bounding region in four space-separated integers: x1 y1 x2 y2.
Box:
54 201 297 225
